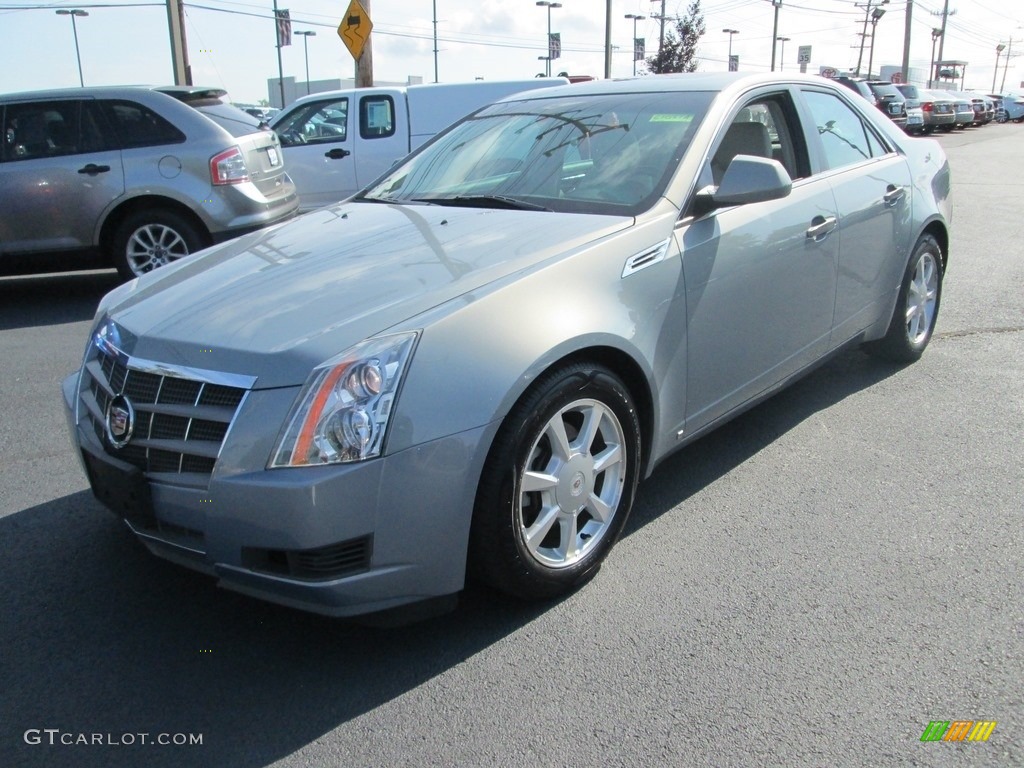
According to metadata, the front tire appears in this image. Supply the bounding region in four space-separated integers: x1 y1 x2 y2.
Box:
112 208 208 280
863 234 943 363
469 363 641 600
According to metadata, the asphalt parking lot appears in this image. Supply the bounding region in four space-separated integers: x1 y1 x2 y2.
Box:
1 124 1021 768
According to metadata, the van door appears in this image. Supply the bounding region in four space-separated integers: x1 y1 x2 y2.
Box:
273 96 355 211
353 93 410 189
0 99 123 256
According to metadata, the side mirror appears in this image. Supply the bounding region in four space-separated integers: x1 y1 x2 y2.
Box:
694 156 793 215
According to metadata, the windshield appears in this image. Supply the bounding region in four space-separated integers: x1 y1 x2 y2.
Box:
359 90 713 216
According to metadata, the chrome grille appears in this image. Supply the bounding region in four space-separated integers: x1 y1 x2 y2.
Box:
80 341 250 485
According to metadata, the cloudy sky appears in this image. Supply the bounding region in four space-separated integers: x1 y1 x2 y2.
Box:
1 0 1021 103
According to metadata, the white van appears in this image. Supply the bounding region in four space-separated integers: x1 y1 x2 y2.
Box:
270 79 569 212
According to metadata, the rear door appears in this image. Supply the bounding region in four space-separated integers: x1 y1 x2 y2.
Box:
0 98 123 255
797 86 913 346
272 96 355 211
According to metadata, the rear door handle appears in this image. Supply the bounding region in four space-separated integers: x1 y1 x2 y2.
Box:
324 148 351 159
806 215 837 242
78 163 110 175
883 184 905 206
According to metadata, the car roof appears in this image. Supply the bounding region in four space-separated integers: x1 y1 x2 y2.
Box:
492 72 854 103
0 85 218 102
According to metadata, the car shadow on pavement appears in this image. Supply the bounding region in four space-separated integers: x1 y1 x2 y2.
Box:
625 346 905 536
0 346 904 768
0 270 120 331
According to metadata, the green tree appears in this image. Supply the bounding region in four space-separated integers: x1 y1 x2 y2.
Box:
645 0 706 74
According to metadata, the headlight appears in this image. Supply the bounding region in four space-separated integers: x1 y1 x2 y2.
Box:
270 332 418 467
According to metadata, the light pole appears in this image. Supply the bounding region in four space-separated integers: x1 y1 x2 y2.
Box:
929 27 942 88
854 0 888 77
536 1 561 78
776 36 790 71
294 30 316 95
723 28 739 72
866 8 885 79
56 9 88 87
993 43 1006 92
769 0 782 72
625 14 645 76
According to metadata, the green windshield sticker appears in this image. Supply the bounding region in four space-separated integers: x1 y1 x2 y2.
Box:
650 114 693 123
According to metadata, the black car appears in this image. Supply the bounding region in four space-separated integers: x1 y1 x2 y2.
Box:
832 76 908 129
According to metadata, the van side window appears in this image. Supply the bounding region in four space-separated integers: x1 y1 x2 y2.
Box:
100 100 186 149
360 96 395 139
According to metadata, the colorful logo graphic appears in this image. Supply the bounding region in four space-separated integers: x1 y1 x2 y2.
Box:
920 720 997 742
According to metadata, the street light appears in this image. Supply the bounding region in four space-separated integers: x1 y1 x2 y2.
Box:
723 28 739 71
866 8 885 79
776 36 790 71
854 0 888 77
625 14 645 76
768 0 782 72
929 27 943 88
55 9 88 87
993 43 1007 92
294 30 316 95
536 1 562 78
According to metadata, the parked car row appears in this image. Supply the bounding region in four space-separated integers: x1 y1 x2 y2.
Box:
826 75 1024 136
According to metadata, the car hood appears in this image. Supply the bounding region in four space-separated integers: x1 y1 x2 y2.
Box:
103 202 631 388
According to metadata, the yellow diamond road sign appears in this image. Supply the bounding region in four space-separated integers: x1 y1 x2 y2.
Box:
339 0 372 61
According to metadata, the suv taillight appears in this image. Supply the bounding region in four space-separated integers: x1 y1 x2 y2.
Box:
210 147 250 185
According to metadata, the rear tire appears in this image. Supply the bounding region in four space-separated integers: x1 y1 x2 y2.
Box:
468 362 641 600
112 208 208 280
863 234 943 364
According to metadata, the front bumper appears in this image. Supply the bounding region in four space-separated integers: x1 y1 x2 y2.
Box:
63 371 493 617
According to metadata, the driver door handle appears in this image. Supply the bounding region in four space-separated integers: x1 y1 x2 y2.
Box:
324 148 350 159
806 215 837 241
78 163 111 174
883 184 905 206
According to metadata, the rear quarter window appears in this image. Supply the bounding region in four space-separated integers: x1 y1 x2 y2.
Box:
100 100 186 148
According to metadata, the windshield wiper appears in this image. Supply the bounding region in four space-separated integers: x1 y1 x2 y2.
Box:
415 195 550 212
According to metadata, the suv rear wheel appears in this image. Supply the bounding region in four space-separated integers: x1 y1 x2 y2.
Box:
112 208 208 280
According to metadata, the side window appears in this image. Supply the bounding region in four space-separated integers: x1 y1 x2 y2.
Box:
802 90 884 171
100 100 185 149
1 100 87 161
274 98 348 147
360 96 395 139
708 92 808 186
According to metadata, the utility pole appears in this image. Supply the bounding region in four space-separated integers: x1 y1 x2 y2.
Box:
165 0 191 85
855 0 888 77
356 0 373 87
650 0 666 51
900 0 912 84
272 0 286 106
934 0 952 86
604 0 612 79
432 0 438 83
1000 38 1018 92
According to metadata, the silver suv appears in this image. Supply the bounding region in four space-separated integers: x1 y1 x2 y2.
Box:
0 86 298 279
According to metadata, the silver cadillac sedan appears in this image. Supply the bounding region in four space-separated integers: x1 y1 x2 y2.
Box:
63 73 951 618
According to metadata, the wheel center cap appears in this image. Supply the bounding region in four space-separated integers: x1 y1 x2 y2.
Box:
569 471 586 497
